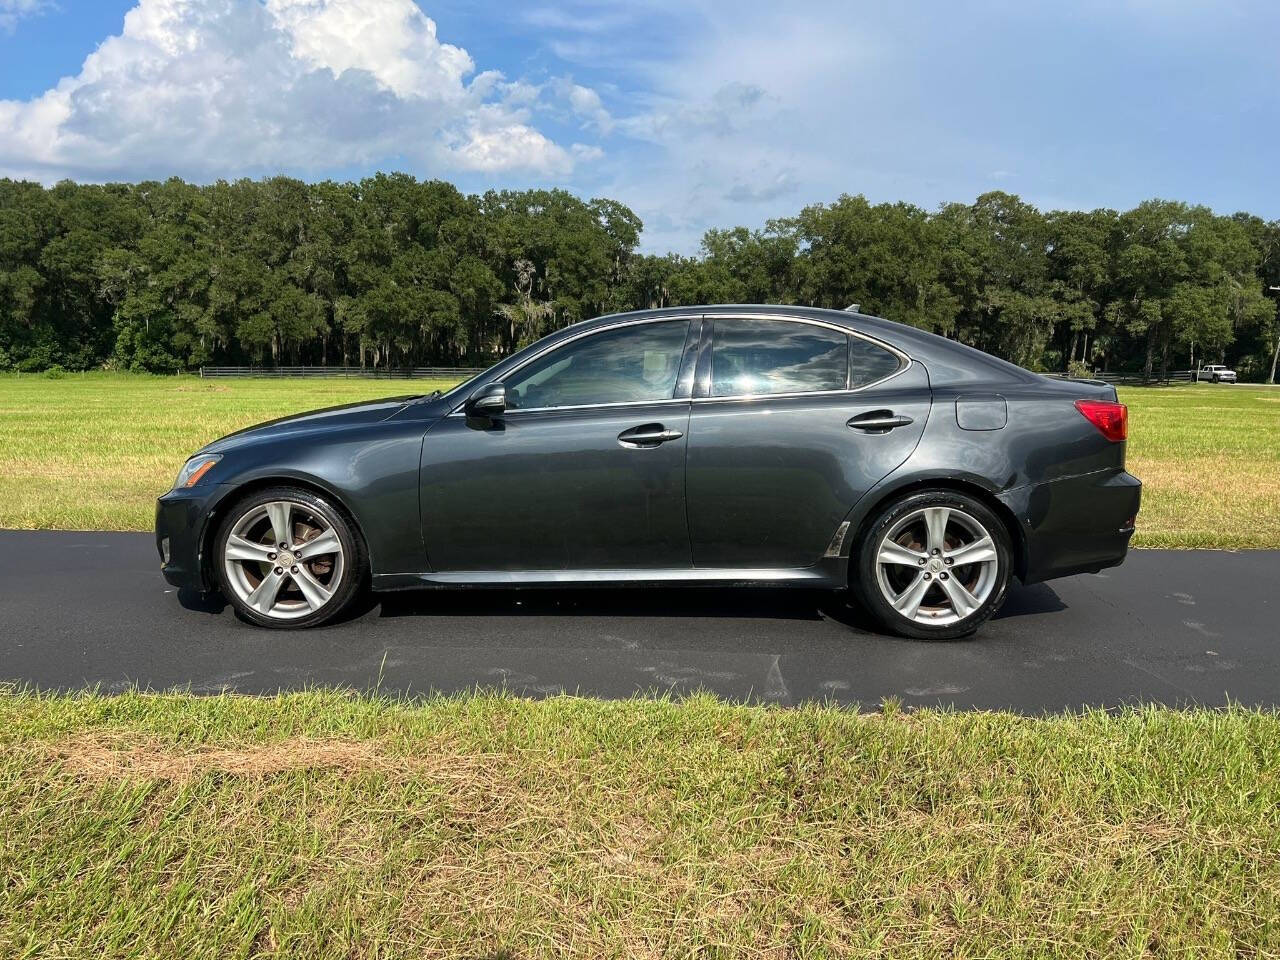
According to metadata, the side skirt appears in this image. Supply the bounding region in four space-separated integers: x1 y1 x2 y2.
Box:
371 559 848 592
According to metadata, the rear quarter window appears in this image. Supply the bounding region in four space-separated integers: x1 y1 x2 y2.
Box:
849 336 904 387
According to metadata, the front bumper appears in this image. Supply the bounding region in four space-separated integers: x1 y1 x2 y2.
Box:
998 468 1142 585
155 485 224 590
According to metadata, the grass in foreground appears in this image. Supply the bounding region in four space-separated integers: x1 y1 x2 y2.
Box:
1 691 1277 958
0 372 1277 547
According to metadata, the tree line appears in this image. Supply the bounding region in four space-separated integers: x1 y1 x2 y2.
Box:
2 174 1278 381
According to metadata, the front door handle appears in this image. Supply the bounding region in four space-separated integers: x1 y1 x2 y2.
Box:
617 423 684 447
847 411 914 433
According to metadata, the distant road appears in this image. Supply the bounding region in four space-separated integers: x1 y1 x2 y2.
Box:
2 530 1276 712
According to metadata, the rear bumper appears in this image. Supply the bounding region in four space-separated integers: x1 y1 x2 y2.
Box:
998 468 1141 585
155 486 222 590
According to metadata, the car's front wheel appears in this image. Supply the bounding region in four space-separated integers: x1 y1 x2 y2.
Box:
214 486 365 628
852 490 1012 640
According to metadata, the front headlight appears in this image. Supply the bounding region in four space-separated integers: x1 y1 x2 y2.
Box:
174 453 222 490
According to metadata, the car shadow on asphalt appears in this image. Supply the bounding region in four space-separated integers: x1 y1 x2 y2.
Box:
177 587 228 615
179 579 1067 633
373 580 1067 627
992 582 1068 620
377 586 851 622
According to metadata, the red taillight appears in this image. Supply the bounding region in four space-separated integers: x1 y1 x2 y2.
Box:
1074 399 1128 442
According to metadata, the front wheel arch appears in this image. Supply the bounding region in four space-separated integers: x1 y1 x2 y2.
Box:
199 475 371 592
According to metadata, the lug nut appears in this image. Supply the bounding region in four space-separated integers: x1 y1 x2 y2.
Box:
290 565 299 574
274 566 283 575
944 557 953 566
918 558 926 565
931 548 940 555
268 552 277 560
940 572 949 581
923 573 932 581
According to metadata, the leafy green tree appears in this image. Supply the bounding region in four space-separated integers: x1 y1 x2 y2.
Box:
495 258 556 350
0 174 1277 380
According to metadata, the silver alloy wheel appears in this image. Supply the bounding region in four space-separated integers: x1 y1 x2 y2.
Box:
222 499 346 622
874 506 1000 626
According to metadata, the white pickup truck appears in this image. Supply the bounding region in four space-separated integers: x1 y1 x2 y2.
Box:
1196 364 1237 383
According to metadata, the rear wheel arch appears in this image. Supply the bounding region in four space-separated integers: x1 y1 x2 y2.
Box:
847 477 1027 583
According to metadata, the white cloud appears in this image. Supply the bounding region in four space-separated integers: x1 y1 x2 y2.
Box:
724 169 798 204
0 0 49 32
523 7 631 34
0 0 586 182
621 81 767 142
447 104 572 175
570 143 604 162
265 0 472 101
554 77 613 134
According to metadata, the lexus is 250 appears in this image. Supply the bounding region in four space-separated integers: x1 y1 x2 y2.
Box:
157 305 1140 639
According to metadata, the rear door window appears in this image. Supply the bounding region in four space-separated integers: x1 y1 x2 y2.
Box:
710 318 848 397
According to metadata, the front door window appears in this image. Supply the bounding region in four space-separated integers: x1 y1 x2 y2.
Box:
505 320 690 410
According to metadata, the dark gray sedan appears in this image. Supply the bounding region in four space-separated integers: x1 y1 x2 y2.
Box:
156 305 1140 639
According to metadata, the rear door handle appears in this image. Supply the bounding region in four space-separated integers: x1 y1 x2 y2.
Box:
617 423 684 447
847 412 914 432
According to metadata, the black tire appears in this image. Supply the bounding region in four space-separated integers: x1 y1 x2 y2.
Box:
214 485 366 629
851 489 1013 641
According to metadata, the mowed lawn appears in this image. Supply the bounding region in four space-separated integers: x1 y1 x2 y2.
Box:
2 690 1279 958
1120 386 1280 549
0 372 457 532
0 372 1277 547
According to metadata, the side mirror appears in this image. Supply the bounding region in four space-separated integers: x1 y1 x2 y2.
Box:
466 382 506 418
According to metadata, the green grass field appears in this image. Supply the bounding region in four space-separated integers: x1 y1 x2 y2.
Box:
0 372 458 532
1 371 1276 547
2 689 1278 958
2 380 1277 954
1120 385 1280 548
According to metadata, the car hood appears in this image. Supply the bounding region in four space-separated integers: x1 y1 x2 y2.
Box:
196 396 423 455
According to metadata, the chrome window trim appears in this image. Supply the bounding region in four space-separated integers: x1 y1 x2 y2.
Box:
473 397 692 417
447 311 914 417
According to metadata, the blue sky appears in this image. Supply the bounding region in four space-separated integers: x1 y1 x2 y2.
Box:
1 0 1277 253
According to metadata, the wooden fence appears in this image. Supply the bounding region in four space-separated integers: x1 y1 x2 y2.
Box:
1091 370 1195 385
199 366 484 379
1045 370 1196 385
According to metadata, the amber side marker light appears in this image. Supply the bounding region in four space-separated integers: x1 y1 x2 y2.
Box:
184 459 218 486
173 453 222 490
1074 399 1128 442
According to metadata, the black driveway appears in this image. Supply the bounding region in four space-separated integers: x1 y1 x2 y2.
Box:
1 530 1276 711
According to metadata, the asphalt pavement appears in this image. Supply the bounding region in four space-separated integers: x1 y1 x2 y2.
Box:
1 530 1276 711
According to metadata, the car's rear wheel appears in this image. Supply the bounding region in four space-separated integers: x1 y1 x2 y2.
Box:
853 490 1012 640
214 486 365 628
